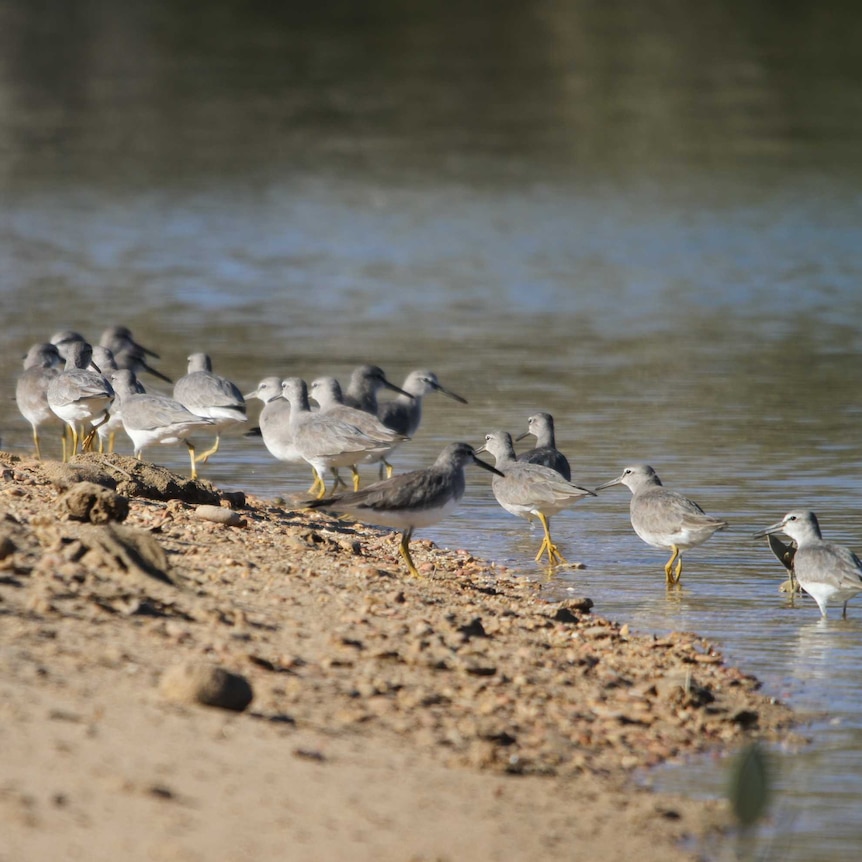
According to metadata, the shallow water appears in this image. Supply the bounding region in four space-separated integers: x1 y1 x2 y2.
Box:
3 2 862 858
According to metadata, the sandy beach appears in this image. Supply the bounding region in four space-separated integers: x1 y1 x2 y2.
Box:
0 450 797 861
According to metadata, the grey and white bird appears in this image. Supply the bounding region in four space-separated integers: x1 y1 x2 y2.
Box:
375 369 467 477
596 464 728 585
16 343 63 460
304 442 502 578
244 377 320 491
174 353 246 463
280 377 407 499
111 371 214 479
342 364 412 415
310 376 409 490
46 341 115 458
476 430 596 566
99 326 171 384
50 330 87 362
515 412 571 480
754 510 862 618
97 368 145 453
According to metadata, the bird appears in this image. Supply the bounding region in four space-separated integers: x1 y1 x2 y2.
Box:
310 376 409 490
111 371 215 479
515 412 571 480
754 511 862 618
96 368 145 453
375 369 468 477
173 353 247 463
46 341 115 458
244 377 320 491
596 464 728 585
303 442 502 577
342 364 412 415
50 330 87 362
99 326 171 384
280 377 408 498
475 430 596 566
16 343 63 460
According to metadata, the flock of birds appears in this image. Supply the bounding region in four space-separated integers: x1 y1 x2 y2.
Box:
14 326 862 620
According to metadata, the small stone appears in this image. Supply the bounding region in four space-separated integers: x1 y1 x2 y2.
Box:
159 662 254 712
194 505 246 527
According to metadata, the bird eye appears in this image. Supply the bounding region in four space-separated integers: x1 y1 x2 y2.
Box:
624 468 632 475
787 515 796 522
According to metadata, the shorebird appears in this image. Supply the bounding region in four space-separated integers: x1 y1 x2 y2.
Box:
97 368 145 453
310 376 408 490
280 377 407 498
16 343 63 460
596 464 728 585
375 369 467 477
342 364 412 415
111 371 214 479
174 353 247 463
476 430 596 566
303 442 502 577
754 510 862 618
244 377 320 492
46 341 115 458
99 326 171 384
515 412 571 480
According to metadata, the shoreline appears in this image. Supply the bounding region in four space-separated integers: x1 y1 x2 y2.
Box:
0 450 798 861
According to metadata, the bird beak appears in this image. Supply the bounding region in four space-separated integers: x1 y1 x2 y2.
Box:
594 473 624 491
752 519 786 539
134 340 160 359
382 378 415 399
141 361 172 384
514 431 530 442
243 388 259 399
431 381 468 404
472 453 504 477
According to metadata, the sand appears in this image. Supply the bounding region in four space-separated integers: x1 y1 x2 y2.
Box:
0 451 797 861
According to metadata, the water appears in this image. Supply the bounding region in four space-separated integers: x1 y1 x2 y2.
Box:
2 2 862 858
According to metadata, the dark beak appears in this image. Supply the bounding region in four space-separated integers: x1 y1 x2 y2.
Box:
431 381 468 404
471 452 504 477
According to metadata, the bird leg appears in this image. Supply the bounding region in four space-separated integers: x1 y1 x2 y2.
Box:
32 428 42 461
534 513 568 565
664 545 682 585
398 527 420 577
195 435 221 464
82 412 110 453
351 466 362 492
185 441 198 480
307 471 324 496
327 468 348 495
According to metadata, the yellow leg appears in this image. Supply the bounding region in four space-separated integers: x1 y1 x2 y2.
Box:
534 513 568 565
195 435 221 464
315 470 329 500
664 545 681 585
307 471 324 496
32 428 42 461
108 431 116 454
351 466 361 492
384 460 394 479
399 528 420 577
185 441 198 480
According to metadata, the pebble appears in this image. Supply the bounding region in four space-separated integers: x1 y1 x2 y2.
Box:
194 505 247 528
158 662 254 712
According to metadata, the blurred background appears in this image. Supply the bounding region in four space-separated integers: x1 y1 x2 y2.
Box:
2 1 862 858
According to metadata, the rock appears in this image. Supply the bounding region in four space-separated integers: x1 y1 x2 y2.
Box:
62 482 130 524
159 662 254 712
194 505 246 527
